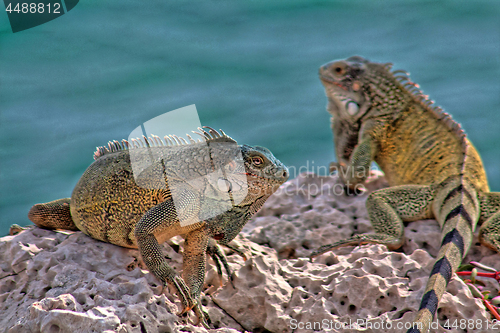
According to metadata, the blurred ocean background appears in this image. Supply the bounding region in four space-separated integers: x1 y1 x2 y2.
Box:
0 0 499 234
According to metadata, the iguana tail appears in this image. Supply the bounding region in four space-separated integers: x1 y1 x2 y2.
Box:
408 177 477 333
28 198 79 231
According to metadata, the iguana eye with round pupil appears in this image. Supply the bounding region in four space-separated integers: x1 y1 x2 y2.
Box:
334 66 345 75
252 157 263 165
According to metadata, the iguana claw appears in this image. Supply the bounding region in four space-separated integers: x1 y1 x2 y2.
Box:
170 276 197 314
329 162 366 196
224 242 248 261
343 184 365 196
193 304 210 329
9 224 27 235
172 278 210 328
207 240 236 288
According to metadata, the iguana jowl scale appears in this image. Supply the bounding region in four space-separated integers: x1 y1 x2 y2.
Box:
313 56 500 333
28 127 289 327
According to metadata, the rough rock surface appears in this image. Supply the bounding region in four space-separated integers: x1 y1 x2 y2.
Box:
1 172 499 333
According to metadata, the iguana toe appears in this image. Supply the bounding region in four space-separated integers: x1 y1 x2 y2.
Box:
343 184 365 196
170 276 197 314
9 224 27 235
193 304 210 329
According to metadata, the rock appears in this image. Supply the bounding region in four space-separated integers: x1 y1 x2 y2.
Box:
212 255 292 333
244 171 387 259
1 172 499 332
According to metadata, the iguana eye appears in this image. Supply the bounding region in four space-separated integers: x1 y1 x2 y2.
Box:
332 62 346 76
252 156 263 166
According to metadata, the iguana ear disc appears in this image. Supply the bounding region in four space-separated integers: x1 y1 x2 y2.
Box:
346 101 359 116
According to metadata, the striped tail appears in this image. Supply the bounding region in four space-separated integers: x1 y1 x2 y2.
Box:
28 198 79 231
407 177 478 333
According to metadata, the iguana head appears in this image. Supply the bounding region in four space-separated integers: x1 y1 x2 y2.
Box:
319 56 370 121
319 55 408 121
239 144 288 199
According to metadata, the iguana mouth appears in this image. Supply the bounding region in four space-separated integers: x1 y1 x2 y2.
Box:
244 172 258 176
319 75 334 83
244 172 285 184
320 76 352 93
319 75 348 90
320 76 356 106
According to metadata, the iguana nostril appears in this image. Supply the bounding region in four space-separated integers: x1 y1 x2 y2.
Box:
320 63 332 73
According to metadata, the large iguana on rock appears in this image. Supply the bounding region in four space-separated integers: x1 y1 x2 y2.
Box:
312 56 500 333
28 126 288 328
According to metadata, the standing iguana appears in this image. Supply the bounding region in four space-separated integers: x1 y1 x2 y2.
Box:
312 56 500 333
28 126 289 328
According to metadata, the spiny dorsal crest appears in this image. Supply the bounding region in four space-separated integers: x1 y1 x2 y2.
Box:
93 126 236 160
381 64 467 149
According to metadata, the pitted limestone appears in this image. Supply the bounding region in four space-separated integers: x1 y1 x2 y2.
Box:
2 173 498 333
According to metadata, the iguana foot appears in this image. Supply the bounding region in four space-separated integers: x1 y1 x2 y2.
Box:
207 240 235 288
169 275 197 314
9 224 27 235
193 303 210 329
224 242 249 261
343 184 365 196
329 162 366 196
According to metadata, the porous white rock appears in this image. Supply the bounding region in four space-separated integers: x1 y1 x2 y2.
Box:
244 172 388 259
1 172 499 333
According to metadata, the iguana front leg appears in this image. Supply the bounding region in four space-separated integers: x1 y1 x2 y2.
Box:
335 138 374 190
182 227 210 327
329 117 361 173
134 199 201 323
331 121 380 194
312 184 435 258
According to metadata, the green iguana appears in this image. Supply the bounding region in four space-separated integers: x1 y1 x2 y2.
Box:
312 56 500 333
28 126 289 328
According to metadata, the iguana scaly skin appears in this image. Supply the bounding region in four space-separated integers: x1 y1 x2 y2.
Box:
28 127 288 327
312 56 500 333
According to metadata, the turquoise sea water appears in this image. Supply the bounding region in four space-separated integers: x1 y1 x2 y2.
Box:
1 1 499 235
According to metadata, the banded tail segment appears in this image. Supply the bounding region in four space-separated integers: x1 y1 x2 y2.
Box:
407 177 478 333
28 198 79 231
